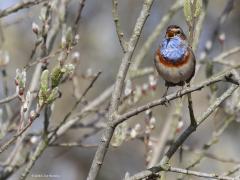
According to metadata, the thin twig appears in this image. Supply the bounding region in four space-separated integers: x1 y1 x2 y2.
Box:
25 49 62 71
221 164 240 177
168 166 235 180
213 46 240 65
51 72 102 137
73 0 86 34
185 115 235 170
128 166 236 180
112 0 127 52
148 101 183 167
201 0 235 61
50 142 98 148
0 0 49 18
0 93 18 105
19 139 48 180
182 143 240 165
0 105 42 154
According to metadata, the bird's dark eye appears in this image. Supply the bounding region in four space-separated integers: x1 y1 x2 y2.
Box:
176 30 181 34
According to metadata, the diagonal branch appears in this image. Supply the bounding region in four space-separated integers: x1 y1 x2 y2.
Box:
73 0 86 34
0 0 49 19
116 69 238 124
127 84 239 180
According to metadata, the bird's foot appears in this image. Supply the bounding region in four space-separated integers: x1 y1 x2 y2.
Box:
161 94 171 106
162 86 171 106
176 89 183 98
176 84 186 98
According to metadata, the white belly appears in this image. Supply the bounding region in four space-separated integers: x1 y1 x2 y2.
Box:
155 57 195 84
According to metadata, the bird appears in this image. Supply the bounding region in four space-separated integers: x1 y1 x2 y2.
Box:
154 25 196 97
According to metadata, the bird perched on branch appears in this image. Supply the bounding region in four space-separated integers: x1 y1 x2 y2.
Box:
154 25 196 96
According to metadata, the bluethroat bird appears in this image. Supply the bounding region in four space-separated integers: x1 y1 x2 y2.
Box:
154 25 196 96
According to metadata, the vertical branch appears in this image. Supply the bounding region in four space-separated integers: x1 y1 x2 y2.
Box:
1 58 13 136
187 87 197 126
192 0 208 52
187 0 197 46
87 1 154 179
112 0 127 52
131 0 182 70
186 0 198 126
109 0 154 114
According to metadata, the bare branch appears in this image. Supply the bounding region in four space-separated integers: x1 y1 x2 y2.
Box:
112 0 127 52
50 142 98 148
0 93 18 105
73 0 86 34
168 166 235 180
0 105 43 154
185 115 235 170
127 84 239 180
213 46 240 65
117 70 237 124
0 0 49 19
87 0 155 179
18 72 101 180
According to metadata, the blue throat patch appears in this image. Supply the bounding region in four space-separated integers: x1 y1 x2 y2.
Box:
160 36 187 62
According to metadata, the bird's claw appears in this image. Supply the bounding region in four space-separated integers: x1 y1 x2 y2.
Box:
176 84 186 98
176 89 183 98
162 95 171 106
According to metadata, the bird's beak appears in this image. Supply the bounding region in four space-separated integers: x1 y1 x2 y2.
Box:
166 31 175 46
166 31 175 38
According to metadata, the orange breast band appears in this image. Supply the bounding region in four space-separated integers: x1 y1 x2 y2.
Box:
156 48 190 68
